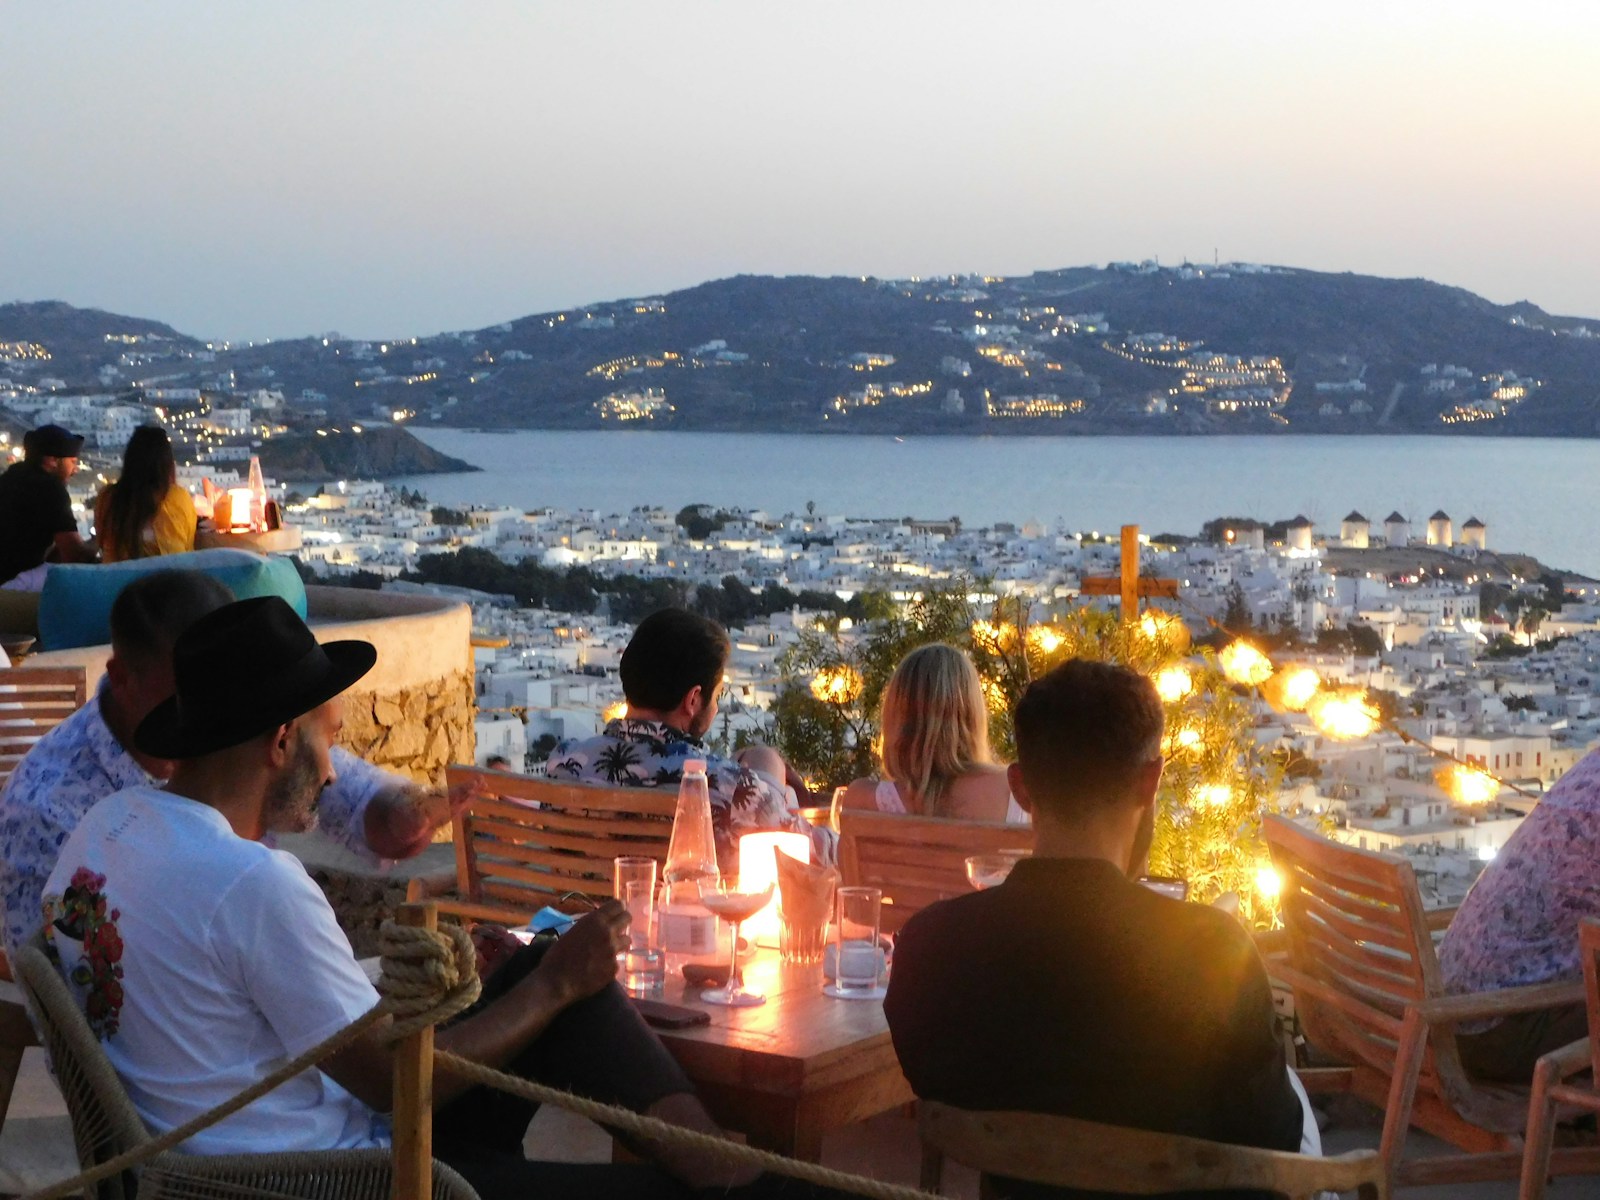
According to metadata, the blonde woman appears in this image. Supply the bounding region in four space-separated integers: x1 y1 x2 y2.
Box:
840 643 1025 823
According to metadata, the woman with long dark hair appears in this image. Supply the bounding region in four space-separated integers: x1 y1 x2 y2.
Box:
94 425 197 562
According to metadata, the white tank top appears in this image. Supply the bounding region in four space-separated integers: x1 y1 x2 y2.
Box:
874 779 1029 825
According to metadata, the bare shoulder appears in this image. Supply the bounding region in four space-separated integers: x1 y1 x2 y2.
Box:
944 767 1014 822
840 778 879 811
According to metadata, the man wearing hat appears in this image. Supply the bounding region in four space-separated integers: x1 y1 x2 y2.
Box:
43 596 762 1200
0 423 96 586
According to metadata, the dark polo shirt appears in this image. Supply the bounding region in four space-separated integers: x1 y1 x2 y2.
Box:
0 460 77 584
884 856 1301 1200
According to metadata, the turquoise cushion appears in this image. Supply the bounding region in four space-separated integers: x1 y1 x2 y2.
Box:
37 549 307 651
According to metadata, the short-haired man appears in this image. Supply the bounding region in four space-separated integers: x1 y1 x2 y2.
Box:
42 597 764 1199
547 608 824 868
0 423 96 585
1436 746 1599 1081
884 659 1304 1200
0 570 468 965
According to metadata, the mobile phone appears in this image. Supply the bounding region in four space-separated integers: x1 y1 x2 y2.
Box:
1138 875 1188 901
631 998 712 1029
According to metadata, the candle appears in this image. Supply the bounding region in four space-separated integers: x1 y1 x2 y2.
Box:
737 830 810 944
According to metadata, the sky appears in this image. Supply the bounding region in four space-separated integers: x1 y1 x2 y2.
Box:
6 1 1600 341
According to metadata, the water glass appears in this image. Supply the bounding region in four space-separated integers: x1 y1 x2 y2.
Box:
614 857 664 998
833 886 882 997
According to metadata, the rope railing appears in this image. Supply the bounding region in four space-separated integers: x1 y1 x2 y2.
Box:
25 918 937 1200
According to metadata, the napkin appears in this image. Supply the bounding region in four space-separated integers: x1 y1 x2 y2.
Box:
775 845 838 928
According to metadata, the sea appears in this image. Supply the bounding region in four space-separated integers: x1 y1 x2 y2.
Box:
393 430 1600 578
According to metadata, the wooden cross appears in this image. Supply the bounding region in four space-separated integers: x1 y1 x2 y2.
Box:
1079 524 1180 623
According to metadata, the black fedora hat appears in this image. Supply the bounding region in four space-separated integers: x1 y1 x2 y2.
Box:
135 595 376 759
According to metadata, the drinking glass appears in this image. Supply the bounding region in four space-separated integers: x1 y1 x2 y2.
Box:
829 786 849 834
613 857 664 997
965 851 1026 891
698 876 776 1007
829 885 883 999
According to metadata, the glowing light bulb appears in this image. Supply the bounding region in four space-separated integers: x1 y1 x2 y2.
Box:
603 701 629 723
1195 783 1233 809
1138 610 1191 652
1219 641 1273 687
1307 690 1379 740
1028 626 1064 655
810 666 863 705
1154 665 1194 703
1255 865 1283 900
1449 765 1498 806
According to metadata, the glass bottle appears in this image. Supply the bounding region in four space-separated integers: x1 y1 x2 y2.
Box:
246 455 267 532
660 759 721 963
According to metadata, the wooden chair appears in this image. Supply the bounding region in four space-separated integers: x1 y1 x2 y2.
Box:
0 665 86 1135
1263 814 1600 1188
1519 916 1600 1200
409 767 677 925
0 665 87 786
919 1101 1388 1199
837 808 1033 934
14 936 479 1200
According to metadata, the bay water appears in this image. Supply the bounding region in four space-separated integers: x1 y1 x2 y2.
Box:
396 430 1600 577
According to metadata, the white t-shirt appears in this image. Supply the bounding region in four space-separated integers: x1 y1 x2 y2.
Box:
43 785 388 1155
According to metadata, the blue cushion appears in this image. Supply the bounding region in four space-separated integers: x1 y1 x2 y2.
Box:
38 549 307 651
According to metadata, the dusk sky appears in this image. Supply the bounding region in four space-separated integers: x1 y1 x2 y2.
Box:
6 1 1599 341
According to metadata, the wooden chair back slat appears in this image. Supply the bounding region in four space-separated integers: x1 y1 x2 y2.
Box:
919 1101 1387 1199
444 766 677 921
0 667 88 787
837 808 1033 934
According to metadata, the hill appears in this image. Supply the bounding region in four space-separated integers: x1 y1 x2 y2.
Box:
5 264 1600 436
252 426 476 482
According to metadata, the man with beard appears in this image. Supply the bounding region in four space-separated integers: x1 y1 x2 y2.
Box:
42 596 779 1199
883 659 1305 1200
546 607 824 869
0 570 473 965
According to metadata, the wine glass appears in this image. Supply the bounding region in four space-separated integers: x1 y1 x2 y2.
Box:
698 876 776 1007
965 851 1026 891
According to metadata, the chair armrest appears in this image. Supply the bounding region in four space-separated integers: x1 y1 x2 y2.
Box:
1536 1036 1593 1083
433 897 538 927
1415 979 1585 1024
1424 906 1458 932
404 869 458 904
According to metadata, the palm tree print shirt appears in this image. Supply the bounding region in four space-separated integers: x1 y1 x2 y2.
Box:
546 718 813 870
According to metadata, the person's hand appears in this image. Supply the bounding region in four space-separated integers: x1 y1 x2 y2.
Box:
535 901 630 1005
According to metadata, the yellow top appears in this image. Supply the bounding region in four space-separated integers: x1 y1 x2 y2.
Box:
96 483 198 563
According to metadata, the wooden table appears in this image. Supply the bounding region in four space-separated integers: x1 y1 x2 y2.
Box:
195 527 302 553
652 951 913 1161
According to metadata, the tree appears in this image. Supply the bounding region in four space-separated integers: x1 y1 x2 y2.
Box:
772 584 1289 925
1221 581 1252 634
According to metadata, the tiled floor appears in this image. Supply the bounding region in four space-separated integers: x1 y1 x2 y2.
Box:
6 1047 1599 1198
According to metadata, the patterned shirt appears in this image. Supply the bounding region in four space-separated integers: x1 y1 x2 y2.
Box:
545 717 828 869
0 681 392 961
1439 747 1600 1001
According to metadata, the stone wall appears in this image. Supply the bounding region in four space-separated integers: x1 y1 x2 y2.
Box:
305 585 476 789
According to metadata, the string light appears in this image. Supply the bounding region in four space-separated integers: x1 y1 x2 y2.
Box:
1028 626 1064 655
1154 664 1194 703
1306 690 1380 740
810 666 863 705
1139 610 1191 653
1445 764 1498 806
1219 641 1273 686
971 619 1018 650
1195 783 1233 809
1255 865 1283 900
1263 666 1320 712
602 701 629 722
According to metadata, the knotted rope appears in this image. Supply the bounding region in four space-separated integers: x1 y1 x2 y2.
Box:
26 921 935 1200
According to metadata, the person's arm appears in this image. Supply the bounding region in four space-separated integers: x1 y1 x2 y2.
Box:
1205 925 1304 1151
321 901 631 1111
49 531 96 564
839 778 878 812
319 749 479 862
